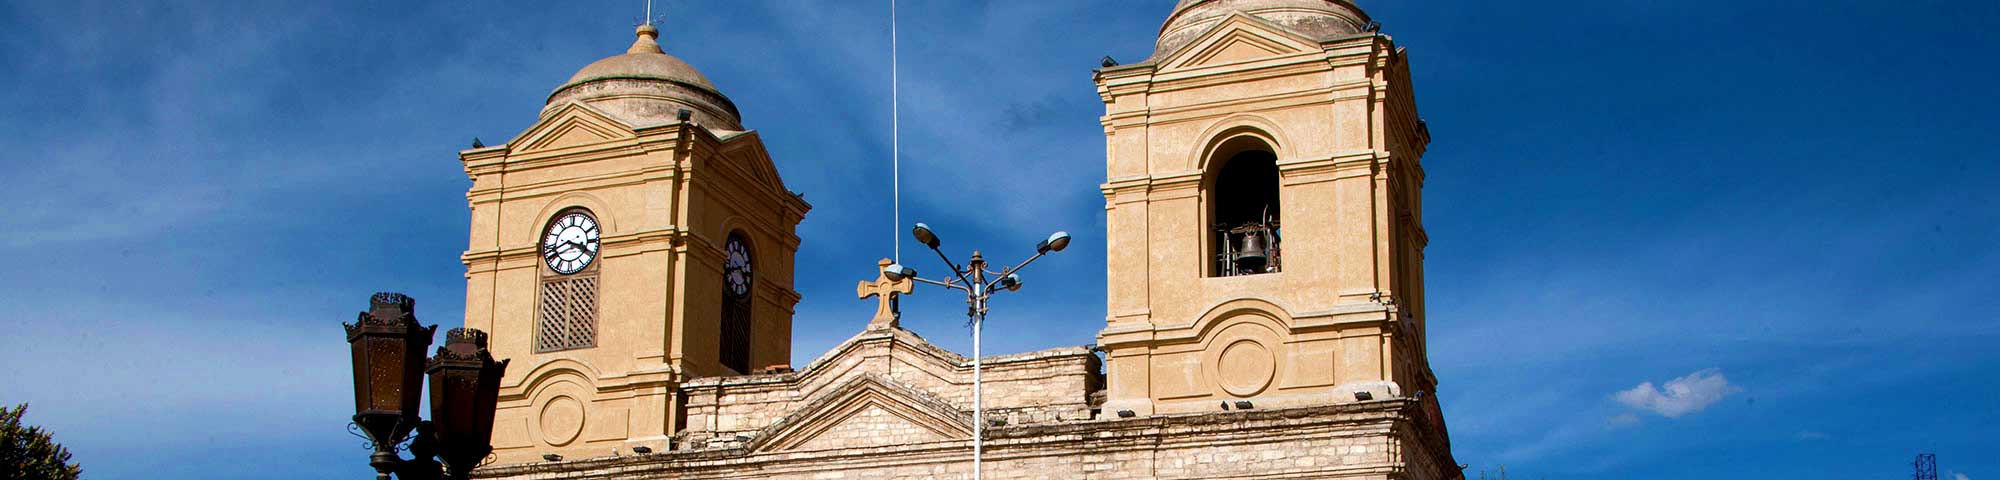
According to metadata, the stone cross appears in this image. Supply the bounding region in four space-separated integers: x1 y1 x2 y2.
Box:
856 258 913 331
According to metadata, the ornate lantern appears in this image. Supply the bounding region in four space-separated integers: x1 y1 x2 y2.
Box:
344 293 437 479
426 328 509 479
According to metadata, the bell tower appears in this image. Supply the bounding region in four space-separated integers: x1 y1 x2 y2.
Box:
458 24 810 462
1094 0 1440 423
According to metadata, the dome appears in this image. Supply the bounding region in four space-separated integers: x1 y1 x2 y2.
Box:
546 25 743 131
1151 0 1371 61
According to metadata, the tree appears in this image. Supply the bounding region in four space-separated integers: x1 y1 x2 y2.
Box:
1 404 81 480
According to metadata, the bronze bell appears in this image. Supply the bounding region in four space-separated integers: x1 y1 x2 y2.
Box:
1236 230 1268 271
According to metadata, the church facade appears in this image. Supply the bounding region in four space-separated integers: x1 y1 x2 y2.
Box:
460 1 1456 478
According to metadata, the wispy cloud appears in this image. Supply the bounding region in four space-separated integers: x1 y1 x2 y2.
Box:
1795 431 1829 440
1613 369 1740 418
1606 413 1641 428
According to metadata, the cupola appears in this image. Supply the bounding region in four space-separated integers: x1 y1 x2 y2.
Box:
1151 0 1372 61
545 24 743 131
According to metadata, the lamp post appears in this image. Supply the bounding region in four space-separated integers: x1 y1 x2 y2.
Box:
344 293 510 480
884 224 1071 480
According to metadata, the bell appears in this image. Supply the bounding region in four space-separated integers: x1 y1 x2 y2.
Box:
1235 230 1268 271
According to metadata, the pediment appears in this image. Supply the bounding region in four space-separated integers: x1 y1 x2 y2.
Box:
715 131 789 193
509 102 637 153
1160 13 1321 71
790 329 970 392
749 374 969 453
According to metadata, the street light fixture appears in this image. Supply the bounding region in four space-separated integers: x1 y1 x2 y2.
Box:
345 293 510 480
426 329 509 479
889 224 1070 480
912 222 941 249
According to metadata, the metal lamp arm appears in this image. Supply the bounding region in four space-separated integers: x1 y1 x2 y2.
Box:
987 251 1046 290
910 275 969 292
927 245 976 287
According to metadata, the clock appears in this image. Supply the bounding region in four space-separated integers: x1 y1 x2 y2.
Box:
541 212 600 274
724 236 753 299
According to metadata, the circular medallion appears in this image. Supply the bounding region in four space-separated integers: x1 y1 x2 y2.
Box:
1215 339 1275 397
539 395 586 446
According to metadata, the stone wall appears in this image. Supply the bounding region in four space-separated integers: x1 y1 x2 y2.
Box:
679 328 1100 442
473 400 1454 480
472 327 1457 480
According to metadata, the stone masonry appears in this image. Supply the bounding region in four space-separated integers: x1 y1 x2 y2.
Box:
473 325 1456 480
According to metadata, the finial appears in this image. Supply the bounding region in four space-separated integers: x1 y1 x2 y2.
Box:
858 258 915 331
629 24 663 54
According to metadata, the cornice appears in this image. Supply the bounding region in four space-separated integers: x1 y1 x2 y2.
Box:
1102 302 1392 349
466 167 670 202
461 227 682 265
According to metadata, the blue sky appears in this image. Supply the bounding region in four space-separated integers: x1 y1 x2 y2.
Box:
1 1 1995 479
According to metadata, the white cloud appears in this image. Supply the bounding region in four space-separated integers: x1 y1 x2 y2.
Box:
1614 368 1740 418
1953 473 1969 480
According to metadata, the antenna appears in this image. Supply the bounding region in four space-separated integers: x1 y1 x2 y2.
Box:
891 0 901 262
635 0 665 27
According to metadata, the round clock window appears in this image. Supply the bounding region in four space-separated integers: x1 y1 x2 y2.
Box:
542 211 600 274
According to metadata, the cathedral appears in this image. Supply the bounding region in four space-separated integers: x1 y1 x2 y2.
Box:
457 1 1454 478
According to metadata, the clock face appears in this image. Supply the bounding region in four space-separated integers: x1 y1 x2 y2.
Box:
724 236 753 299
541 212 600 275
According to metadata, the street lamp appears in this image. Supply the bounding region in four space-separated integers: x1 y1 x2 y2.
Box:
888 224 1070 480
344 293 510 480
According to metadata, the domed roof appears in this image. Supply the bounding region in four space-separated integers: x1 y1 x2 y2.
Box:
1151 0 1371 61
546 25 742 131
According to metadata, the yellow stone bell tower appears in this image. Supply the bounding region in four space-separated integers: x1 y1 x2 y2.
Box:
1094 0 1441 428
457 24 810 462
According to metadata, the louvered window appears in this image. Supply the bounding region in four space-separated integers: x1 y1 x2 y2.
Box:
536 275 599 353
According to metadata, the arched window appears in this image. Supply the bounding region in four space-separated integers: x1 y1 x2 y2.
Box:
535 207 602 352
1208 139 1281 277
719 232 755 374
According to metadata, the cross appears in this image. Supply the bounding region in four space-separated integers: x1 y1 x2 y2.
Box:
856 258 914 331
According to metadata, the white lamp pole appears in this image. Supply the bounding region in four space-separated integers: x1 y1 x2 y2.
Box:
886 225 1070 480
970 287 984 479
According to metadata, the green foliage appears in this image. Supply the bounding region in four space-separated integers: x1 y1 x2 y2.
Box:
1 404 82 480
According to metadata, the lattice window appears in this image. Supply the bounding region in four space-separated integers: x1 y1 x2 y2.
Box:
536 275 599 353
720 296 751 373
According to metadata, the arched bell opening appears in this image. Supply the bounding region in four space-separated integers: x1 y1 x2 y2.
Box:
1203 135 1282 277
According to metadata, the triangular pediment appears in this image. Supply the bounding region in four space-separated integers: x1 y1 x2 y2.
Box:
509 102 637 153
749 374 969 453
1161 13 1321 71
716 132 788 193
791 404 946 451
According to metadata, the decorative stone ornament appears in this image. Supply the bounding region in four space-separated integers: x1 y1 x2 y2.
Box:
856 258 914 330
